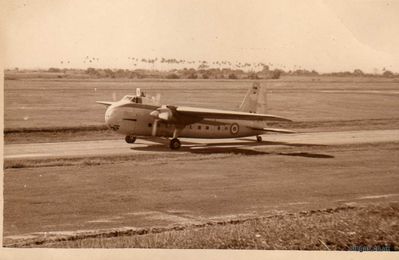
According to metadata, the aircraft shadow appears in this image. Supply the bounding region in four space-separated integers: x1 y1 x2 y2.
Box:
130 140 334 159
236 139 327 148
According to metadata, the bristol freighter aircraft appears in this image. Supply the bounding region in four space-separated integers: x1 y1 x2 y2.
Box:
97 83 294 149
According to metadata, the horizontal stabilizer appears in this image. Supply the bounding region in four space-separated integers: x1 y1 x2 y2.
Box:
252 127 296 134
96 101 114 106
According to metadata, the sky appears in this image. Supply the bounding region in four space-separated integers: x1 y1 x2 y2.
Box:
2 0 399 72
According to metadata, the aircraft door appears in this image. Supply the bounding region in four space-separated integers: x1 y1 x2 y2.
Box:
121 109 137 134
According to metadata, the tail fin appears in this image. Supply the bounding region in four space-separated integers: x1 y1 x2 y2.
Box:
239 82 267 113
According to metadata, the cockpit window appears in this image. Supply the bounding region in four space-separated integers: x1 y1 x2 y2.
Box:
122 96 133 101
122 95 142 104
122 96 140 104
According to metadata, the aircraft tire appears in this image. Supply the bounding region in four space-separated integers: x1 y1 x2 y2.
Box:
256 135 262 142
125 135 136 144
169 138 181 150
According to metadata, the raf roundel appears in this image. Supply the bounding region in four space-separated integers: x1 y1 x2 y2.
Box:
230 123 239 135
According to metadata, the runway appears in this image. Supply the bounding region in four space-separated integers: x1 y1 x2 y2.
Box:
4 129 399 159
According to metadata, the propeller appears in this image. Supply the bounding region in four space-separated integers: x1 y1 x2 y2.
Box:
149 105 175 136
152 119 159 136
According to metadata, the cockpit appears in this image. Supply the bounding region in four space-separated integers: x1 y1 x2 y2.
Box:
122 95 144 104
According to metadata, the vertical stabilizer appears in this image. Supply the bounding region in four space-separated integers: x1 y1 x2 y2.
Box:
239 82 267 113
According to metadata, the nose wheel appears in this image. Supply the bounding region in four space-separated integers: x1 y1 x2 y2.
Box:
169 138 181 150
256 135 262 142
125 135 137 144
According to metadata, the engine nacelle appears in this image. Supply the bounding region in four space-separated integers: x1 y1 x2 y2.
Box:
150 106 174 121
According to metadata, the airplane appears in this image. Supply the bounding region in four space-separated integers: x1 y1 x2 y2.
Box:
97 82 294 150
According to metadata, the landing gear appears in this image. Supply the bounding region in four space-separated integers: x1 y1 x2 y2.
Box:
125 135 136 144
169 138 181 150
256 135 262 142
169 127 182 150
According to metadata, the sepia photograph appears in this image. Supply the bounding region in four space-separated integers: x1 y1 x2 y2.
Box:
2 0 399 256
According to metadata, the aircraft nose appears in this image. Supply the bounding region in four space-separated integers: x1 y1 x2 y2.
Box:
105 107 120 131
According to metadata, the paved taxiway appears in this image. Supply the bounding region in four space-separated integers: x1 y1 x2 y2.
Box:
4 128 399 246
4 129 399 159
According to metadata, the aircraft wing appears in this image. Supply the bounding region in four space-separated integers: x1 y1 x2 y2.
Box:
174 106 292 122
96 101 115 106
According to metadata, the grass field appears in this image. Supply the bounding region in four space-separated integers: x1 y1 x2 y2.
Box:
30 203 399 250
5 76 399 129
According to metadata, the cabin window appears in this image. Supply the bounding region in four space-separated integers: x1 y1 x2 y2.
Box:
205 126 209 130
225 126 228 130
217 126 221 130
198 125 202 130
148 123 152 127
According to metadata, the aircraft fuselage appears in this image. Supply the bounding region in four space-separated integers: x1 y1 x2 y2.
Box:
105 104 265 139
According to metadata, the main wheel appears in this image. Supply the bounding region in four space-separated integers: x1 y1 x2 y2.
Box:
169 138 181 150
125 135 136 144
256 135 262 142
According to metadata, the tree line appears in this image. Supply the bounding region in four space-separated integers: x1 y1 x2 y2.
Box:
6 65 398 80
81 66 397 80
83 66 283 79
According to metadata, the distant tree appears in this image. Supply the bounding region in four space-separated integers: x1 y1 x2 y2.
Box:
329 71 352 77
228 73 237 79
310 70 319 76
166 73 179 79
248 73 259 79
86 67 97 75
382 70 394 78
48 67 61 73
261 65 270 73
353 69 364 77
187 73 198 79
128 71 136 79
104 68 114 78
271 69 281 79
135 72 145 79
